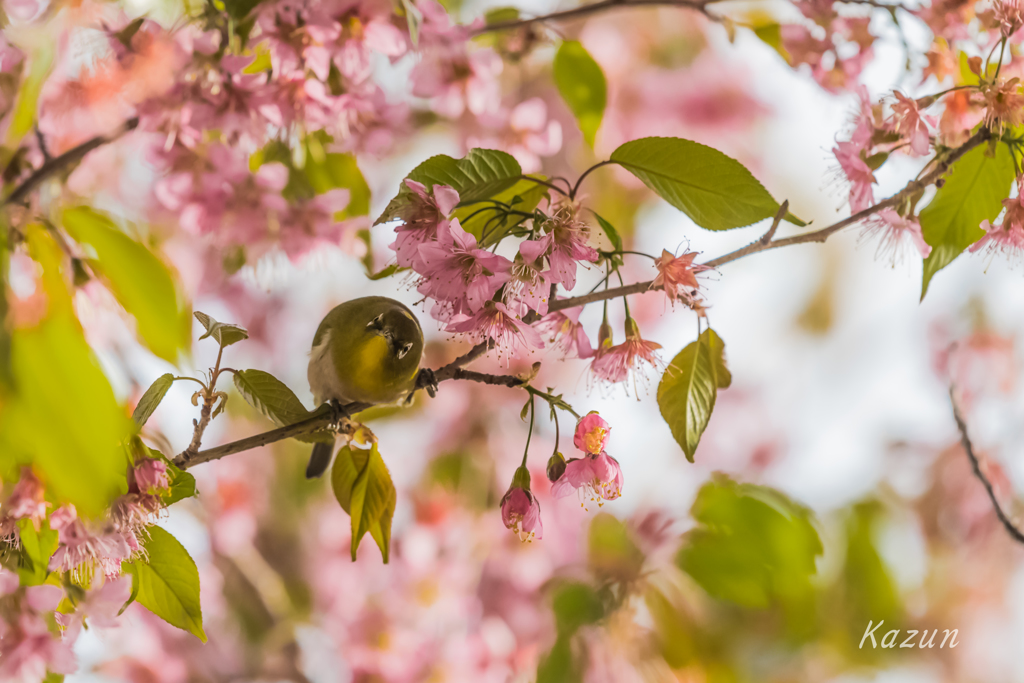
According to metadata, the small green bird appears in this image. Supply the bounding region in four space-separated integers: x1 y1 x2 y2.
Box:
305 296 426 479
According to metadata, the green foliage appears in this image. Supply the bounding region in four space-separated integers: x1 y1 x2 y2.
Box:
453 177 549 244
588 513 643 582
132 373 174 427
752 23 790 61
657 328 731 462
16 519 58 586
836 502 903 655
592 212 624 268
303 148 372 218
233 369 311 426
553 582 604 635
123 526 206 642
644 587 697 668
677 476 822 619
376 149 523 224
193 311 249 348
62 207 191 363
331 444 396 562
162 458 198 506
537 582 605 683
0 226 131 518
5 46 52 148
920 142 1014 298
610 137 800 231
553 40 607 147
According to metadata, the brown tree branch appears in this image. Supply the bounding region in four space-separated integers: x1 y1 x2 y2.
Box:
173 349 526 470
2 117 139 207
549 128 992 314
950 387 1024 545
472 0 719 34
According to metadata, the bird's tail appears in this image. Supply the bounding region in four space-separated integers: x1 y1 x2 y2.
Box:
306 439 335 479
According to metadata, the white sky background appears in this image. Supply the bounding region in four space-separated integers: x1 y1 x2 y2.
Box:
69 0 1024 680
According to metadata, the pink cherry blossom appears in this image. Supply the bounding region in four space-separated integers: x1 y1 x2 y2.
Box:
590 317 662 388
864 208 932 260
48 506 134 581
500 484 542 542
445 301 544 362
520 203 598 290
503 255 549 317
466 98 563 173
574 413 611 455
417 219 512 312
537 305 594 359
390 180 460 270
651 249 708 304
133 458 170 496
891 92 936 156
550 453 624 508
3 469 49 530
0 612 77 683
832 140 876 212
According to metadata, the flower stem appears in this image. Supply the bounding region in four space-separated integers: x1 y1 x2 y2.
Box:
522 396 535 468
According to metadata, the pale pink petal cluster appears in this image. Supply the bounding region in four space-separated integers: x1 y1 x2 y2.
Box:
537 305 594 359
445 301 544 362
832 141 876 212
0 584 77 683
865 208 932 260
891 92 936 156
652 249 709 305
390 180 461 270
48 506 135 581
417 219 513 313
500 468 543 542
574 413 611 455
970 184 1024 258
551 453 624 508
465 98 563 173
519 202 598 290
590 317 662 387
1 469 49 535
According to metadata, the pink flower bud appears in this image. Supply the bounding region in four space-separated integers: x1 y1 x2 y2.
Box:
133 459 170 495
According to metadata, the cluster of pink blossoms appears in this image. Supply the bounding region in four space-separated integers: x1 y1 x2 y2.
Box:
499 412 624 542
831 88 933 259
551 413 624 509
971 177 1024 257
0 464 159 682
389 181 600 361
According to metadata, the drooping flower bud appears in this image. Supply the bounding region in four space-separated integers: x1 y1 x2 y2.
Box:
500 466 542 542
546 452 566 482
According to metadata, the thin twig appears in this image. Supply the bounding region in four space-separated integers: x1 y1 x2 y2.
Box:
173 345 517 469
3 117 139 207
473 0 717 34
549 128 992 313
949 387 1024 545
761 200 788 245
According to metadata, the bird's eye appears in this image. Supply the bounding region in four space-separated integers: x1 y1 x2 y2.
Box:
366 314 384 331
397 342 413 359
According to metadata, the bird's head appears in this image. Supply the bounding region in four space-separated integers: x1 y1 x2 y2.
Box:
366 307 422 361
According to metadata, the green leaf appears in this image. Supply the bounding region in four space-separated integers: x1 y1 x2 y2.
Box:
536 636 578 683
132 373 175 427
62 207 191 363
610 137 792 231
657 328 730 462
233 369 311 426
484 6 520 24
193 311 249 348
5 46 52 148
920 142 1014 298
553 40 607 147
126 526 206 642
588 513 643 582
366 264 406 281
753 23 790 61
677 476 822 616
303 151 371 218
16 519 58 586
163 462 197 506
644 587 697 668
332 444 396 562
552 582 604 635
453 177 549 244
0 226 131 518
376 149 523 224
592 212 623 252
